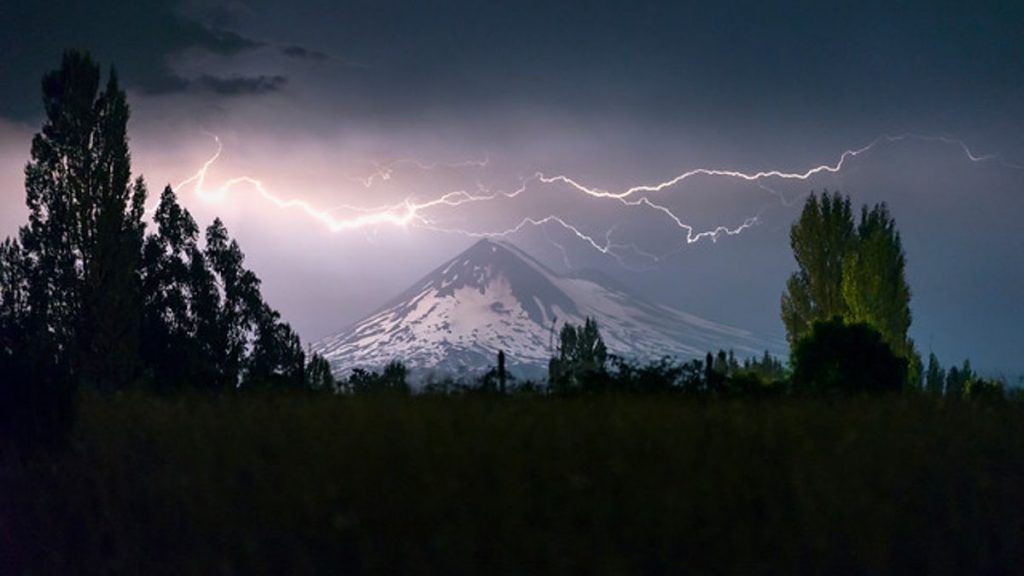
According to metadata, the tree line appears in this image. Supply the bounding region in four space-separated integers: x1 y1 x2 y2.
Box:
327 316 1001 402
0 53 331 447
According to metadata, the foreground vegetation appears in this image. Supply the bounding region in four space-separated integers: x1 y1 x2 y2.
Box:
3 393 1024 575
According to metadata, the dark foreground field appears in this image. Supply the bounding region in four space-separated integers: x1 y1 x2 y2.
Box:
2 394 1023 575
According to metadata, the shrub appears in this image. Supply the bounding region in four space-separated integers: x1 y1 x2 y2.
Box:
791 318 907 396
963 377 1005 401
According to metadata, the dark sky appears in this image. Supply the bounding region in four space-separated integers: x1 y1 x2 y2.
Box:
1 0 1022 375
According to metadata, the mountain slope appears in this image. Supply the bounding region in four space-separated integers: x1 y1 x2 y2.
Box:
313 239 781 377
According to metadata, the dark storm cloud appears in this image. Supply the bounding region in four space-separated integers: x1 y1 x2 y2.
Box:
281 45 329 61
6 0 1021 133
197 74 288 95
193 27 264 56
0 0 266 118
226 0 1024 141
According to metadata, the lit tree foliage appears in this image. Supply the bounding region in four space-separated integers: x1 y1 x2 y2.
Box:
782 191 919 384
842 204 915 362
781 192 855 344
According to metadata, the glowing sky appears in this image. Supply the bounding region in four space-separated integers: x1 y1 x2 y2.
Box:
1 1 1022 375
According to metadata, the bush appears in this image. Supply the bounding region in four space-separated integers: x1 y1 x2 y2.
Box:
345 361 411 395
791 318 907 396
724 370 783 398
964 377 1005 401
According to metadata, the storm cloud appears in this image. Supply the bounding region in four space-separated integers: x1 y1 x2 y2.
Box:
0 0 268 117
281 45 329 61
196 74 287 95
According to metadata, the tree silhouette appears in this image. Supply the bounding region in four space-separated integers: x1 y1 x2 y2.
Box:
140 188 305 391
498 349 507 394
0 52 311 446
924 353 946 397
204 218 264 385
140 186 204 391
187 243 228 388
963 376 1005 401
704 351 726 394
945 359 975 399
306 353 336 392
1 51 151 444
245 304 305 388
742 350 787 383
19 51 147 391
548 317 609 394
0 239 27 353
609 355 685 394
0 238 71 447
2 52 147 445
347 361 410 395
380 361 410 392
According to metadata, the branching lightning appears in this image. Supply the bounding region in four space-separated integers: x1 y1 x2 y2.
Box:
533 134 1009 200
167 132 1017 267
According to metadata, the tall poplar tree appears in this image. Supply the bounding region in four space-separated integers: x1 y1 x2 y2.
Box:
20 51 146 391
780 192 855 344
842 203 918 372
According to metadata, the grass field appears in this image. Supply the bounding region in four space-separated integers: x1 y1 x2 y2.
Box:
2 393 1023 575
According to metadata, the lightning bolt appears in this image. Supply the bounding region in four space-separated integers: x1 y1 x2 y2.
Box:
167 131 1018 267
533 133 1011 201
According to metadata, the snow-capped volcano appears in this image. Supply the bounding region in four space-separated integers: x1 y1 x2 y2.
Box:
313 239 779 378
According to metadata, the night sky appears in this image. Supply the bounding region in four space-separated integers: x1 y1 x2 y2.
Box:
1 1 1022 375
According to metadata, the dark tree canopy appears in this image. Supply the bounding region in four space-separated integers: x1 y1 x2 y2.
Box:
791 318 908 396
548 317 609 394
945 359 976 400
305 353 336 392
1 52 312 449
140 188 307 391
345 361 411 395
246 304 305 388
924 352 946 397
1 51 149 445
19 51 147 391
